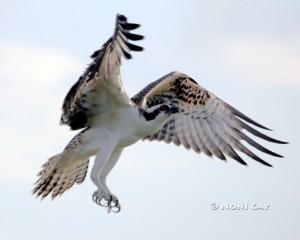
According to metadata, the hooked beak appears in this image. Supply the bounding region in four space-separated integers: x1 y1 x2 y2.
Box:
170 107 179 114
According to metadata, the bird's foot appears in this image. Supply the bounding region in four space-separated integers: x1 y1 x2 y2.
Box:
92 190 121 213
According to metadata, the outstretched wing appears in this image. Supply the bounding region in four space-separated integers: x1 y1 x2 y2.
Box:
33 128 92 199
61 14 143 130
132 71 287 167
33 154 90 199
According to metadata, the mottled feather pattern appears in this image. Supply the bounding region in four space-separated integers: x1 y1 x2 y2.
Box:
131 74 169 105
33 128 91 199
64 127 88 151
33 155 90 199
136 71 287 166
32 13 287 211
170 76 210 106
61 14 143 130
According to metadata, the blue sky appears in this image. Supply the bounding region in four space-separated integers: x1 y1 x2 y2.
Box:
0 1 299 240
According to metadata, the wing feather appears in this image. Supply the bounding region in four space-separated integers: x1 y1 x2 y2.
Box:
192 114 213 157
209 116 248 165
61 14 143 130
33 155 90 199
174 114 191 150
187 111 204 153
202 119 227 160
182 113 201 153
134 71 287 166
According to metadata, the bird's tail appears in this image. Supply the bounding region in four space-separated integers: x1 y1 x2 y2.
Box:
32 152 89 199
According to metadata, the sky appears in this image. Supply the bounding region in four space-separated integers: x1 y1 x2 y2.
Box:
0 1 299 239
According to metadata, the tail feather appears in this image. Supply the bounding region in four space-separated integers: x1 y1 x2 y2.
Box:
33 153 89 199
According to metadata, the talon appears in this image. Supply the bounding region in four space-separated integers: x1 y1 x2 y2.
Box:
111 204 121 213
112 199 118 207
106 200 120 213
92 190 121 213
92 192 99 204
92 191 108 207
99 198 109 207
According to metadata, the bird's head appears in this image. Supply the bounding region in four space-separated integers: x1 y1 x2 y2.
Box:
140 103 179 123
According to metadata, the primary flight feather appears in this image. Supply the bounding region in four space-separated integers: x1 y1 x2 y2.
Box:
33 14 287 213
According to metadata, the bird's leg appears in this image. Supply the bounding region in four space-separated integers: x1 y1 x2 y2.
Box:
98 147 123 213
90 143 122 212
90 145 113 206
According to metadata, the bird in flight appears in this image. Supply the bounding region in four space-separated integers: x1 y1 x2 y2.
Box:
33 14 287 213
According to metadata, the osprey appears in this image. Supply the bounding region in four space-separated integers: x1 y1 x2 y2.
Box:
33 14 287 213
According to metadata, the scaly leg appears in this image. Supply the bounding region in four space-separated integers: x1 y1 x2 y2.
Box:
99 147 123 212
90 140 118 211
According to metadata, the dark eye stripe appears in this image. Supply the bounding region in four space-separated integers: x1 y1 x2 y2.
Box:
159 105 169 111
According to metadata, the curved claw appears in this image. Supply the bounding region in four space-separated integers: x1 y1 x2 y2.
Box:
108 197 121 213
92 191 109 207
92 190 121 213
107 203 121 213
111 199 118 207
92 192 99 203
99 198 109 207
111 204 121 213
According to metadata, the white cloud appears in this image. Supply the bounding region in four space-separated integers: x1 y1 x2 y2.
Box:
221 40 300 86
0 42 81 84
0 42 82 180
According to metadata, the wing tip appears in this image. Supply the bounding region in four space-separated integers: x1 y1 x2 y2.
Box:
261 161 273 167
222 100 272 130
278 140 289 145
116 13 127 22
114 13 144 59
116 14 141 30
